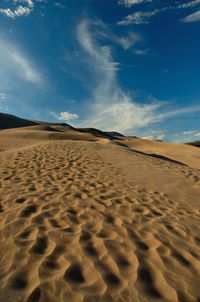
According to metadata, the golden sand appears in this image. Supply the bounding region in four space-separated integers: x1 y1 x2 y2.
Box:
0 123 200 302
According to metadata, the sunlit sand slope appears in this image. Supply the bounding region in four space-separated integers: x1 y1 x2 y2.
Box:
121 137 200 169
0 130 200 302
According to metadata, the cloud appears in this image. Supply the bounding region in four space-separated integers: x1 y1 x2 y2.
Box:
58 111 79 121
173 129 200 142
156 105 200 120
0 0 47 18
0 6 31 18
0 93 8 112
182 10 200 22
119 0 153 7
0 93 6 100
117 1 200 25
142 136 153 140
182 129 200 136
133 48 149 55
10 52 41 83
142 133 165 140
0 37 42 85
0 0 34 18
76 18 163 133
49 110 79 122
14 0 34 7
54 2 66 9
74 18 200 135
182 130 197 135
117 9 160 25
178 0 200 9
114 32 142 49
91 19 142 50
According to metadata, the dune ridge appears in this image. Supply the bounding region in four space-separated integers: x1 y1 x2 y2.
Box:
0 114 200 301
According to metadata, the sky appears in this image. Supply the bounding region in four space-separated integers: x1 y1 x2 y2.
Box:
0 0 200 142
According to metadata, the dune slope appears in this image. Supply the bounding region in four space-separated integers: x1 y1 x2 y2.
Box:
0 113 39 129
0 125 200 302
120 137 200 169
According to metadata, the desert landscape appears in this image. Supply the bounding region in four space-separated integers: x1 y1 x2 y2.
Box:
0 113 200 302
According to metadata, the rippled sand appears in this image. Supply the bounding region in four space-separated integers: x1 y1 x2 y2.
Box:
0 125 200 302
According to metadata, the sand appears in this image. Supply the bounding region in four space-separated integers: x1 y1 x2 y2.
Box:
0 123 200 302
120 137 200 169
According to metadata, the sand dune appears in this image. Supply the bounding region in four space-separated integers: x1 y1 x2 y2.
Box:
120 137 200 169
0 115 200 302
0 113 39 129
0 125 103 152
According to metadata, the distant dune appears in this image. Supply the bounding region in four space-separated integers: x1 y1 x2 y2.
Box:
104 131 125 138
77 127 114 139
0 112 200 302
119 137 200 169
187 140 200 148
0 112 39 129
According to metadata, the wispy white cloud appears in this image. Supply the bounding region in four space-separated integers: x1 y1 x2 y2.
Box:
117 9 162 25
0 37 42 85
156 105 200 120
182 130 200 137
133 48 149 55
114 32 142 49
142 133 165 140
178 0 200 9
182 130 197 135
54 2 66 9
0 93 6 100
91 19 142 50
75 18 162 133
172 128 200 142
119 0 153 7
0 93 8 112
74 18 200 135
118 0 200 25
182 10 200 22
10 52 41 84
14 0 34 7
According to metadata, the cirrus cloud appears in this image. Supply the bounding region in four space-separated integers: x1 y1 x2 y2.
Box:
119 0 153 7
73 18 200 135
117 0 200 25
0 37 42 86
182 10 200 22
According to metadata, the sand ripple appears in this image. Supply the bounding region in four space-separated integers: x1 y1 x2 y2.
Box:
0 140 200 302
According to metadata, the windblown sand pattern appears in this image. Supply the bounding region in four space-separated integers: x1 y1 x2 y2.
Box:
0 127 200 302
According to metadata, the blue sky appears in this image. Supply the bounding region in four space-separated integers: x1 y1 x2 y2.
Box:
0 0 200 142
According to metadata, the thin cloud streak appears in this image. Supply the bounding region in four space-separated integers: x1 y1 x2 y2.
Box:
10 52 41 84
182 10 200 22
118 0 200 25
0 37 42 86
119 0 153 7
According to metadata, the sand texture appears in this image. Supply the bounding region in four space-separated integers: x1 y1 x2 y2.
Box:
0 124 200 302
